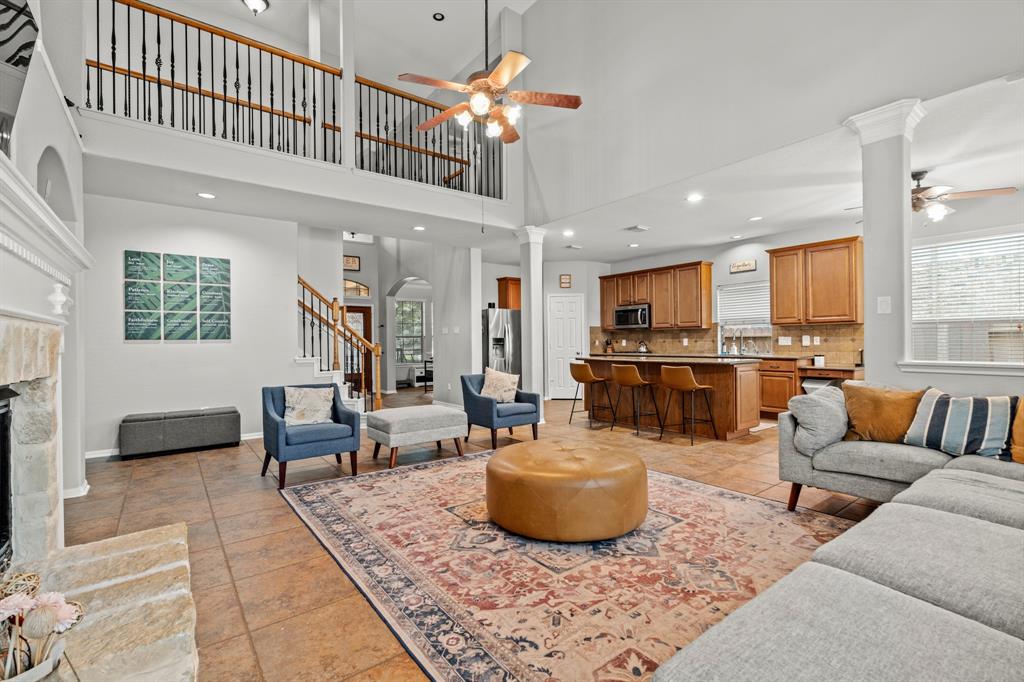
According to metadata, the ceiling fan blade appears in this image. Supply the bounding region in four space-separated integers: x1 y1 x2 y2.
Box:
417 102 470 132
398 73 468 92
507 90 582 109
488 51 531 88
914 185 953 199
937 187 1018 201
500 123 520 144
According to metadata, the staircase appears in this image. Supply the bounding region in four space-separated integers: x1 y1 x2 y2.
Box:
297 275 382 413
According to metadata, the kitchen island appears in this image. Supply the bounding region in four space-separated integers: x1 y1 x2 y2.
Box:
580 354 761 440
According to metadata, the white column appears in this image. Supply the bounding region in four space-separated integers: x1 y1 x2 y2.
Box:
307 0 322 61
518 226 544 406
340 0 356 168
844 99 926 386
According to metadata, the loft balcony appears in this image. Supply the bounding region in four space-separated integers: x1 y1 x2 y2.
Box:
81 0 505 201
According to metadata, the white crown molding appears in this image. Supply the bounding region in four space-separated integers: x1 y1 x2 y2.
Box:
518 225 546 245
843 98 927 146
0 230 71 286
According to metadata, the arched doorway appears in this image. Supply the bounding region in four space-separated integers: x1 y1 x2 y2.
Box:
385 277 434 399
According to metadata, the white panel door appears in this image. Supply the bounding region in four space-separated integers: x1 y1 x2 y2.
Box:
546 293 585 399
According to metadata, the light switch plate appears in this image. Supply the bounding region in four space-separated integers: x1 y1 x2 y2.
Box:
877 296 892 314
453 326 460 334
778 336 792 346
682 338 689 346
813 336 821 345
441 327 449 334
621 339 627 346
801 335 811 347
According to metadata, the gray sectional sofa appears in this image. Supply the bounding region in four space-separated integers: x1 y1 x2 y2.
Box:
655 464 1024 681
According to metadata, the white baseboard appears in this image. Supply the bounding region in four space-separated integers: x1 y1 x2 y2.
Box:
241 431 262 441
63 481 90 498
85 448 118 459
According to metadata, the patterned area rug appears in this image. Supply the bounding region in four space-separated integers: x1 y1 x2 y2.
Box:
282 452 851 681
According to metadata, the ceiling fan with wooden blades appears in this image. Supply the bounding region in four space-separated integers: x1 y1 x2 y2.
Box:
397 1 580 143
845 169 1018 223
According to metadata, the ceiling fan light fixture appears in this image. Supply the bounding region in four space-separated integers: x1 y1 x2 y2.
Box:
686 192 704 203
240 0 269 15
470 92 493 116
454 110 473 127
925 203 950 222
485 120 502 138
504 103 522 125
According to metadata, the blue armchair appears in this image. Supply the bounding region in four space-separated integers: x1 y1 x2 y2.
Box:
461 374 541 450
261 383 361 489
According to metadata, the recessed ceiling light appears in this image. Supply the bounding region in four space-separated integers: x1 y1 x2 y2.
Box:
412 225 426 231
197 192 216 199
748 216 763 221
686 192 703 203
432 11 445 21
628 243 639 248
730 235 743 240
562 229 575 237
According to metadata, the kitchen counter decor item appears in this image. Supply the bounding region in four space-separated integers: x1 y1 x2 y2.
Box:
0 572 83 680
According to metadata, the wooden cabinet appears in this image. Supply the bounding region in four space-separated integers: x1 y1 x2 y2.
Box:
735 364 761 430
649 269 675 328
496 277 521 310
599 261 712 330
600 277 617 330
757 358 809 415
768 236 862 325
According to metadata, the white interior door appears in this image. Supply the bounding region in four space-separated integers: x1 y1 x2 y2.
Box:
546 293 585 399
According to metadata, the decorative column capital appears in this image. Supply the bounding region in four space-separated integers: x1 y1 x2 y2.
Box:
518 226 546 245
844 98 926 146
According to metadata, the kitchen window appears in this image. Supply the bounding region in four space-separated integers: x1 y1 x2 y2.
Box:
395 300 424 363
910 232 1023 365
717 281 771 354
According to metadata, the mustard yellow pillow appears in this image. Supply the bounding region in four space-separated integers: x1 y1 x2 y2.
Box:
842 383 925 443
1011 397 1024 464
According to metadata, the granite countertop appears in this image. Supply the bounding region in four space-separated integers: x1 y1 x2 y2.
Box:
580 354 760 366
592 352 813 360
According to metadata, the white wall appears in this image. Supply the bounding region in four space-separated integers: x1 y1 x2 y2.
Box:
82 194 310 451
542 260 609 329
481 262 521 308
297 225 344 301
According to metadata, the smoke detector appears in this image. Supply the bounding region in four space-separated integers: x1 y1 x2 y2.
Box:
565 244 583 250
624 225 651 233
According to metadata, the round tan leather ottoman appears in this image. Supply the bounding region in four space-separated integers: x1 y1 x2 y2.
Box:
485 440 648 542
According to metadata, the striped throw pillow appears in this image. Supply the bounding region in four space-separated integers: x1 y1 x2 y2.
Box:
904 388 1019 460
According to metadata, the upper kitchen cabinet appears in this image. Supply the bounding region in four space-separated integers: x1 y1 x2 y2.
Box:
649 269 675 328
615 275 634 306
496 277 521 310
768 236 863 325
599 261 712 330
600 277 617 330
632 272 650 303
672 263 713 328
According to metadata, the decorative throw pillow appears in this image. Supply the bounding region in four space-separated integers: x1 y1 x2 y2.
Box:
904 388 1019 459
1012 398 1024 464
283 386 334 425
481 367 519 403
787 386 849 456
842 383 925 443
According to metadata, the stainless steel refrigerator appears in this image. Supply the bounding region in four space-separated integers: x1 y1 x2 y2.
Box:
483 308 522 381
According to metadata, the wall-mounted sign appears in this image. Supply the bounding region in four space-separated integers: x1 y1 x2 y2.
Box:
199 285 231 312
200 313 231 340
124 311 161 340
124 281 161 310
163 283 197 311
124 251 161 281
729 259 757 274
559 274 572 288
199 257 231 285
343 255 361 272
163 254 197 282
164 312 198 341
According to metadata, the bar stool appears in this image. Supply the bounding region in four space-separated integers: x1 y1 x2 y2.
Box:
568 362 617 426
610 364 663 436
659 365 718 444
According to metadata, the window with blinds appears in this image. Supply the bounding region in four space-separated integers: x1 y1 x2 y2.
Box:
911 232 1024 364
717 281 771 326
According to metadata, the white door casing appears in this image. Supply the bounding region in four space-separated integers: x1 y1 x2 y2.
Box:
545 293 585 399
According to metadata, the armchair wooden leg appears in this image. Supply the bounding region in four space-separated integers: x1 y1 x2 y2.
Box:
389 447 399 469
490 429 497 450
532 423 538 440
436 440 443 450
278 462 287 490
454 438 464 456
508 427 514 435
787 483 803 511
334 453 342 464
261 452 271 477
372 442 381 460
465 425 472 443
349 451 358 476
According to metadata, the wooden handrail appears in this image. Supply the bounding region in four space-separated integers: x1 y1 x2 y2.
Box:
297 277 377 353
354 75 451 113
353 130 470 166
297 275 330 305
443 168 465 184
115 0 341 75
87 59 312 123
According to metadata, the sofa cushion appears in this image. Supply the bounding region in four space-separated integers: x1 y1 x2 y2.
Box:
892 469 1024 530
285 422 352 446
904 388 1018 459
1012 398 1024 464
812 440 950 484
944 455 1024 482
652 562 1024 682
842 382 925 443
496 402 537 417
787 386 847 456
365 405 467 434
283 386 335 426
812 502 1024 639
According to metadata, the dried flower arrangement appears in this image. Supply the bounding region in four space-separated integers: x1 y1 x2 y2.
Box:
0 573 83 680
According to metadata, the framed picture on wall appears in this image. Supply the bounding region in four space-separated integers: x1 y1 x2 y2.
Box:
559 274 572 288
343 255 361 272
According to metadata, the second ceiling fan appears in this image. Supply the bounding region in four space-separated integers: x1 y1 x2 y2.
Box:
398 1 581 144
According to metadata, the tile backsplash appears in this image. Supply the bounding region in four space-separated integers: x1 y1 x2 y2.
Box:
589 323 864 366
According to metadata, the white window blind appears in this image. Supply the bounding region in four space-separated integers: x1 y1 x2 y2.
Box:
717 281 771 326
911 232 1024 364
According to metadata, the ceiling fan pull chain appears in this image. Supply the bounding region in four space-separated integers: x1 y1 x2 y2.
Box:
484 0 489 70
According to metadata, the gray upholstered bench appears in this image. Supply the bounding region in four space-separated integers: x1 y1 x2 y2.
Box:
366 405 467 468
119 406 240 456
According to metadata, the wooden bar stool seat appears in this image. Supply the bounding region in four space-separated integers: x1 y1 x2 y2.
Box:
659 365 718 444
568 362 617 426
610 364 663 436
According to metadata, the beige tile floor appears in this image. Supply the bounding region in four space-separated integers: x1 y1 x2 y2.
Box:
67 390 876 681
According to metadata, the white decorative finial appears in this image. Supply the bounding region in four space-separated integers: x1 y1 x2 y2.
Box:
47 284 72 316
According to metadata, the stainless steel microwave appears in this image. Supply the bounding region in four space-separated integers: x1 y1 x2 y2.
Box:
614 304 650 329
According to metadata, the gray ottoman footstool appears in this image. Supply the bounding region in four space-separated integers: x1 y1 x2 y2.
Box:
366 405 467 468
